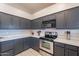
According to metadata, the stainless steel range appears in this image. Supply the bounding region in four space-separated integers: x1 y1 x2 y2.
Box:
39 32 58 56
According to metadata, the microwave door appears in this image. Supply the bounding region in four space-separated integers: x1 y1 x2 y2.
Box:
46 24 51 28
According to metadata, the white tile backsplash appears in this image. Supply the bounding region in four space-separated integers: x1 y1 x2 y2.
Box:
0 29 79 41
0 30 31 37
31 29 79 41
70 30 79 41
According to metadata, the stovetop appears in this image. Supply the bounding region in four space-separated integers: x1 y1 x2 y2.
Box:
39 37 56 42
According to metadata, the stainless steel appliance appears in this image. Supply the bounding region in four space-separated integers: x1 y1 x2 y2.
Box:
42 19 56 28
39 32 58 56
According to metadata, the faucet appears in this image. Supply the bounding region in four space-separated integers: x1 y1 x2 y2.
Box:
66 31 71 40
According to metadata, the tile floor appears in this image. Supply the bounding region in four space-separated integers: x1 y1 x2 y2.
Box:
16 48 41 56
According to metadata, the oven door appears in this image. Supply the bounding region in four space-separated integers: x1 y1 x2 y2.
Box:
40 40 53 54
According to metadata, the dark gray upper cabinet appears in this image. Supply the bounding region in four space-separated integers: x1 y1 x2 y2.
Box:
31 20 34 29
42 14 56 21
56 11 66 29
0 12 31 29
64 7 79 29
36 18 42 29
31 18 42 29
0 12 12 29
20 18 31 29
47 14 56 20
11 16 20 29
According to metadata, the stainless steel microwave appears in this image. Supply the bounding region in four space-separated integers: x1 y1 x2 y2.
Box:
42 19 56 28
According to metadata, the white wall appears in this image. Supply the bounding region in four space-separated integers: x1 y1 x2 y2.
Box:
0 3 32 19
32 3 79 19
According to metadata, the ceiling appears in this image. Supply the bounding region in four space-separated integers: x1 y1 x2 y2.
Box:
6 3 54 14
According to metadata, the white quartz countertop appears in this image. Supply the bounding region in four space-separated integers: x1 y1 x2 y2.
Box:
31 36 41 38
0 34 31 42
1 34 79 47
54 38 79 47
0 35 41 42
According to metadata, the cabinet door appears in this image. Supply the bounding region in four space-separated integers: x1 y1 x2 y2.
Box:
0 12 12 29
23 38 29 50
31 20 34 29
20 18 31 29
68 50 77 56
65 7 79 29
14 39 24 55
26 19 31 29
31 20 37 29
37 18 42 29
65 49 69 56
31 19 42 29
11 16 20 29
65 49 77 56
54 42 65 56
1 40 14 52
65 44 78 56
1 50 14 56
29 37 34 48
42 14 56 21
33 38 39 51
56 11 66 29
54 45 65 56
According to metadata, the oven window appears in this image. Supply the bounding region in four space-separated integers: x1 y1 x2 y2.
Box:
42 41 50 49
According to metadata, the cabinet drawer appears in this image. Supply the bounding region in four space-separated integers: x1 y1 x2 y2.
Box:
65 44 77 51
54 42 65 47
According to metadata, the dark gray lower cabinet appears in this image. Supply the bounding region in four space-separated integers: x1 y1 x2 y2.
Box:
54 42 78 56
0 40 14 56
23 38 29 50
54 46 64 56
29 37 34 48
33 38 39 51
0 37 39 56
14 39 24 55
68 50 77 56
65 49 77 56
29 37 39 51
54 42 65 56
1 50 14 56
65 44 78 56
1 40 14 52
